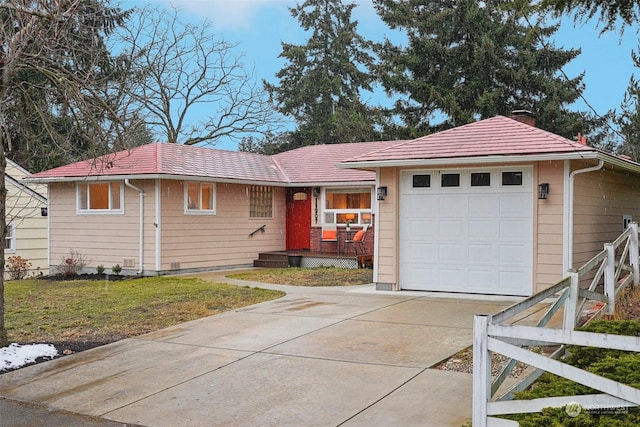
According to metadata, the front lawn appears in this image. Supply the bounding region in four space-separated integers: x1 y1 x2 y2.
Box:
4 276 284 345
228 267 373 287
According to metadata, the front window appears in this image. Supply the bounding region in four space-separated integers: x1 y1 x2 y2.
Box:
4 224 15 253
185 182 216 213
250 185 273 218
77 182 122 213
324 188 372 225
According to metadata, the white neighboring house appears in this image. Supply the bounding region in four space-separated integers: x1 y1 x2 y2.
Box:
5 160 48 278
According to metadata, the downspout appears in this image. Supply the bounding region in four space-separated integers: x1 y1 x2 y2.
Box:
125 179 145 275
567 159 604 269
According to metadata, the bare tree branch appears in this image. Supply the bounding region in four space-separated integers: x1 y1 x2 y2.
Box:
114 5 280 145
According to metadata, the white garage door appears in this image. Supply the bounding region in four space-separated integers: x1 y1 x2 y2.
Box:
399 167 533 296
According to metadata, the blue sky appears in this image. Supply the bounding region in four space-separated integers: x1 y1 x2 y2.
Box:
124 0 638 150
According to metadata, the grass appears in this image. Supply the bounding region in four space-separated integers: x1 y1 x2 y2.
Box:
228 267 374 287
5 276 284 344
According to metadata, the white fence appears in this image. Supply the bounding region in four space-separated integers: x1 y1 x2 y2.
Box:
473 222 640 426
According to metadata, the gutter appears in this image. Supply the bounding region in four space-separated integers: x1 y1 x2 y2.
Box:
23 173 375 188
125 179 145 275
337 152 603 169
567 159 605 268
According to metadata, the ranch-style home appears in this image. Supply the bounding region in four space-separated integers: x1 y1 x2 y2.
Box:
26 113 640 297
340 114 640 296
25 141 397 276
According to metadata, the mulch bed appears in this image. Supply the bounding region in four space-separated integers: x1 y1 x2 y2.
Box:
38 273 132 282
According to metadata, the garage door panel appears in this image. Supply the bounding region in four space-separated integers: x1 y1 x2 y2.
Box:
403 267 437 290
468 244 496 264
438 197 467 217
400 168 533 296
499 220 528 239
405 244 436 263
469 220 498 239
404 196 437 216
498 271 527 293
439 268 468 288
499 244 529 266
439 243 467 261
438 219 468 238
467 269 496 291
499 195 532 217
406 218 436 238
468 196 499 217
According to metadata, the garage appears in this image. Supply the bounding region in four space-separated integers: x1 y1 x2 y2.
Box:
399 167 533 296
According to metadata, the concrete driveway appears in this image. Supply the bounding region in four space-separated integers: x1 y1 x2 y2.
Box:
0 272 516 427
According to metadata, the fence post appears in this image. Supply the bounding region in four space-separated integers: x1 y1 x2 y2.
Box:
631 222 639 286
563 270 579 330
605 243 616 316
472 314 490 427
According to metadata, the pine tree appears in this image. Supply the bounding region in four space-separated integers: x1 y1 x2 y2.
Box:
374 0 595 139
264 0 378 148
617 50 640 161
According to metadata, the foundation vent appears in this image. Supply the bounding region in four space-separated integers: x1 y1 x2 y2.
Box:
170 261 181 270
123 258 136 268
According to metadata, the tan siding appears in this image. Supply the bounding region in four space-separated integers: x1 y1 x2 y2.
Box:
376 167 399 288
160 181 285 271
49 181 149 273
572 163 640 271
534 161 565 292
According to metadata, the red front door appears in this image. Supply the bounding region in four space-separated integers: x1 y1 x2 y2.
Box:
286 188 312 250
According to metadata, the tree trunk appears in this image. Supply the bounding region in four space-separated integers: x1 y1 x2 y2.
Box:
0 151 7 347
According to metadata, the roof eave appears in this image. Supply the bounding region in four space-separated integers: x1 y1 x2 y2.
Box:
25 173 374 188
337 151 603 169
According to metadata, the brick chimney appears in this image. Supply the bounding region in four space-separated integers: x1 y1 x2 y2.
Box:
510 110 536 127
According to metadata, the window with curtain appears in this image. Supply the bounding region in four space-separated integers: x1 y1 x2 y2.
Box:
77 182 123 213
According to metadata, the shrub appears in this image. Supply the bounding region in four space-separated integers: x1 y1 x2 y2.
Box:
505 320 640 425
111 264 122 275
56 249 88 277
96 265 105 275
6 256 32 280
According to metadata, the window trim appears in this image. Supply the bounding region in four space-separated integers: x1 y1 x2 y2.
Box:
323 187 373 226
184 182 217 215
501 171 524 187
76 182 124 214
4 223 15 253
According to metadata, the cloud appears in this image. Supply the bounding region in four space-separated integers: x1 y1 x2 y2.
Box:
157 0 292 30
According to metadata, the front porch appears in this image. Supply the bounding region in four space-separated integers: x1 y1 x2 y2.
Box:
254 251 373 269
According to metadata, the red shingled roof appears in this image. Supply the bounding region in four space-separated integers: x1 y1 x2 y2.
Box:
272 141 400 183
29 116 604 184
344 116 595 164
30 143 288 183
29 140 401 184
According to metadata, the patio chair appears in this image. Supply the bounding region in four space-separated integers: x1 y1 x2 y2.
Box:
320 224 339 253
343 224 368 255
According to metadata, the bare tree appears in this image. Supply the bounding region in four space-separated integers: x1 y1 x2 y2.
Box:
0 0 130 347
114 5 279 145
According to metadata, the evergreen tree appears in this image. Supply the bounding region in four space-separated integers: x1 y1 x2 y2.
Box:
374 0 595 139
1 1 137 173
542 0 640 32
617 50 640 161
264 0 379 148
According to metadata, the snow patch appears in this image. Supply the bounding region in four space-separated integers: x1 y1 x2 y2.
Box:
1 343 58 372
